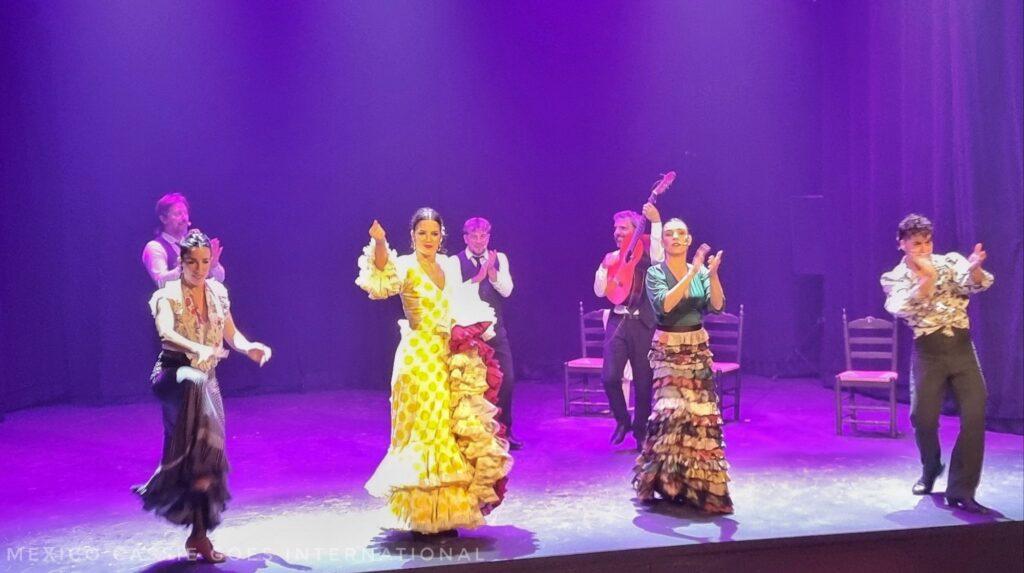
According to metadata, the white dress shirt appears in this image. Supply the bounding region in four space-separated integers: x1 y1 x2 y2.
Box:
142 232 226 288
881 252 993 338
464 248 514 298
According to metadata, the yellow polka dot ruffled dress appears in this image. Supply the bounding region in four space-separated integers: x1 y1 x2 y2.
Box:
357 243 512 533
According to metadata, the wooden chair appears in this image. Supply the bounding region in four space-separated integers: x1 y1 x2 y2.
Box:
564 302 607 416
563 302 633 416
706 304 744 422
835 309 899 437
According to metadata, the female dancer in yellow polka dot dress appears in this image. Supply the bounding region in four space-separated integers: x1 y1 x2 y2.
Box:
356 208 512 536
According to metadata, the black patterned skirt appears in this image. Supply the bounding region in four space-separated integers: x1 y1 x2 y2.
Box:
133 350 231 530
633 328 733 513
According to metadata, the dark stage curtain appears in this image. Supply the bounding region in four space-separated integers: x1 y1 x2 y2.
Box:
819 0 1023 433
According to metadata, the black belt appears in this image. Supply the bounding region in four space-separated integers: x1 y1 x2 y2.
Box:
658 323 703 333
914 327 970 349
157 349 191 368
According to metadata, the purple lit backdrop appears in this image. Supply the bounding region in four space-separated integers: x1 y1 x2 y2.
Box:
1 2 1020 431
819 0 1023 432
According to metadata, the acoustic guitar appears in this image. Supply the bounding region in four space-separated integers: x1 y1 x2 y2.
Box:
605 171 676 305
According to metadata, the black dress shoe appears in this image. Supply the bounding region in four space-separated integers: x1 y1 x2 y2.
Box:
610 422 629 445
912 463 945 495
946 497 991 514
508 435 524 450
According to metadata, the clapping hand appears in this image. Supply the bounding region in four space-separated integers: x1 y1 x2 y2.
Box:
692 243 711 271
907 254 937 280
485 250 499 280
707 250 724 275
210 238 224 269
471 262 488 284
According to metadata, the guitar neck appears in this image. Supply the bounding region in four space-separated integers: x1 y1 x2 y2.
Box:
623 175 669 252
634 190 661 235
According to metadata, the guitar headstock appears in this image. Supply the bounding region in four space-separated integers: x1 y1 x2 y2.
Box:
651 170 676 197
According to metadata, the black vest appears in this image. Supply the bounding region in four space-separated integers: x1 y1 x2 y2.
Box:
456 251 505 319
627 251 657 329
154 234 179 270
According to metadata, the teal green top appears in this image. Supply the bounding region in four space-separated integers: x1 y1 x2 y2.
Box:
645 262 723 328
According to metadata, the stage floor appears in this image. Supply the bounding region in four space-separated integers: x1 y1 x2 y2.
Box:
1 376 1021 572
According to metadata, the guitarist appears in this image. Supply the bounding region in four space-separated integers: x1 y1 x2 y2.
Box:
593 203 663 448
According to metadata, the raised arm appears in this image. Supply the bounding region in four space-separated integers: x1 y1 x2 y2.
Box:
209 237 226 282
706 250 725 312
643 203 664 263
487 251 514 297
648 222 664 263
369 220 389 270
953 246 994 294
356 220 403 300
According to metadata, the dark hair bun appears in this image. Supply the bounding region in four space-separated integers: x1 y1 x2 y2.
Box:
179 228 212 256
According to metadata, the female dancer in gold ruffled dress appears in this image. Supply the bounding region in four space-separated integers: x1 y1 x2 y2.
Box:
633 218 733 514
356 207 512 537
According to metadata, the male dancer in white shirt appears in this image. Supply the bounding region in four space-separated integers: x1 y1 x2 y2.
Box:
881 213 994 513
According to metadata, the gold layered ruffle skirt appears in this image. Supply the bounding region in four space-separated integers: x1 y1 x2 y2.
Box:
633 328 733 514
365 323 511 533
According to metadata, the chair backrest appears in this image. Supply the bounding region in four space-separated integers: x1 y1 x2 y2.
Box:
842 308 897 371
705 304 744 364
577 301 607 358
